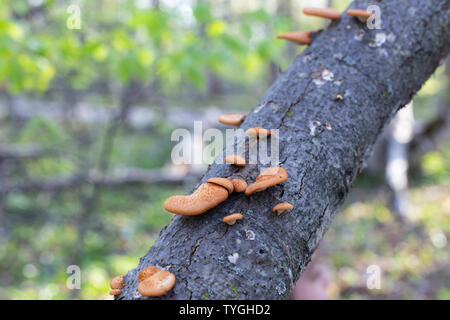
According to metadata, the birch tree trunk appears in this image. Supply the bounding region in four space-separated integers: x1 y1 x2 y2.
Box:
118 0 450 300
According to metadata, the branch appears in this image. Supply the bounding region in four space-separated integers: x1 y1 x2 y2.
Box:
119 0 450 300
0 167 196 194
0 144 50 160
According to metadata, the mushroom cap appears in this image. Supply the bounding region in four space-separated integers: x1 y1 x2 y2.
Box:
303 7 340 20
272 203 294 215
163 182 229 215
245 127 272 138
222 213 244 225
231 179 248 193
277 31 312 45
207 177 234 194
109 289 122 296
137 270 176 297
224 154 246 167
138 266 160 282
218 113 247 126
110 275 124 289
346 9 373 21
245 167 288 195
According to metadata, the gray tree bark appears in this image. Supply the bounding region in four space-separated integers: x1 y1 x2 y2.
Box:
118 0 450 300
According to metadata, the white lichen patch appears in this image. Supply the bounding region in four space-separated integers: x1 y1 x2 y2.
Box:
228 252 239 264
309 121 321 136
254 103 265 113
369 32 386 47
334 79 343 86
313 69 334 87
408 7 416 16
378 48 389 57
302 54 312 63
322 69 334 81
245 229 255 241
313 78 326 87
275 281 286 295
387 33 396 42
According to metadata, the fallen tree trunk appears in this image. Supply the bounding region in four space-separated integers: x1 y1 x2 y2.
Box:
119 0 450 300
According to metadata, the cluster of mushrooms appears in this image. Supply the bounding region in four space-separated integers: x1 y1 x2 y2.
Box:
109 5 372 298
163 113 292 222
277 7 374 45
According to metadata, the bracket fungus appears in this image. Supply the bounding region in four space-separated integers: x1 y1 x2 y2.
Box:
245 127 272 138
163 182 229 215
277 31 312 45
109 289 122 296
138 266 160 282
224 154 246 167
207 177 234 194
137 270 176 297
245 167 288 196
110 275 124 290
218 113 247 126
231 179 248 193
272 203 294 216
303 7 340 20
346 9 373 22
109 274 125 296
222 213 244 225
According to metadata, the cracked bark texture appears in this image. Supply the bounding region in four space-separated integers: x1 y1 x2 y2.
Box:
118 0 450 300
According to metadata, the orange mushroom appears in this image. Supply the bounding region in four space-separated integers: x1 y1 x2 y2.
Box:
224 154 246 167
272 203 293 216
207 177 234 194
138 266 160 282
163 182 229 216
222 213 244 225
110 275 125 290
245 127 272 138
218 113 247 126
346 9 374 22
137 270 176 297
109 289 122 296
245 167 288 196
303 7 340 20
277 31 312 45
231 179 248 193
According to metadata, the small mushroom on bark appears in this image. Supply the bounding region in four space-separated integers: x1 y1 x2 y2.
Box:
245 127 272 138
110 275 124 290
218 113 246 126
224 154 246 167
303 7 340 20
109 289 122 296
231 179 248 193
207 177 234 194
245 167 288 195
277 31 312 45
137 270 176 297
346 9 373 22
272 203 294 216
222 213 244 225
163 182 229 215
138 266 160 282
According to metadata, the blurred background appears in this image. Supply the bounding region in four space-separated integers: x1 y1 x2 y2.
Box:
0 0 448 300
